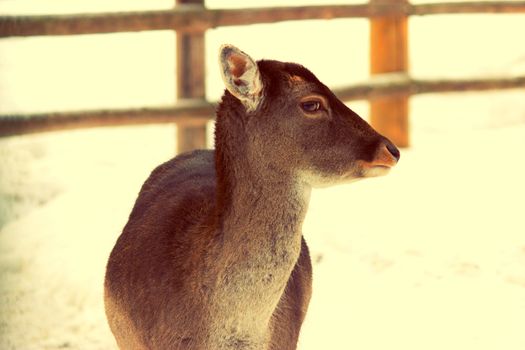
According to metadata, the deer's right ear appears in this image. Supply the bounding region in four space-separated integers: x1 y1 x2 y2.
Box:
219 44 263 112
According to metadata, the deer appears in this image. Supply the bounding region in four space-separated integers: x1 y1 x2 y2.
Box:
104 44 400 350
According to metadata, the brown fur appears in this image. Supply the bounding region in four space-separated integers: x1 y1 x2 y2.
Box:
104 45 399 350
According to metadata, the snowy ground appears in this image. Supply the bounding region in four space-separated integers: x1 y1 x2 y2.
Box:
1 122 524 350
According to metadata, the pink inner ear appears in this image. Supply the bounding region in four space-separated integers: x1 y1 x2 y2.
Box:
228 53 247 78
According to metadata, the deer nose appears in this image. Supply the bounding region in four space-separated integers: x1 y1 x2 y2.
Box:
385 141 400 162
368 140 400 168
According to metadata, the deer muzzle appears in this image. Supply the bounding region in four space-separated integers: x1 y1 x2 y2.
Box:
370 142 400 169
358 141 400 177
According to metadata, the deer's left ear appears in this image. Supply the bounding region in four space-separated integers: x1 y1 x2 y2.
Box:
219 44 263 112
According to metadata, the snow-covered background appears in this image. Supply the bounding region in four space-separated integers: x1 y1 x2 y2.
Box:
1 0 525 349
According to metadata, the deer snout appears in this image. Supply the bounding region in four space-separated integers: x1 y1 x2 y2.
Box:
358 140 400 177
385 141 401 164
370 141 400 168
370 140 401 168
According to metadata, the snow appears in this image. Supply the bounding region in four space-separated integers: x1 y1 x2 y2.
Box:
1 123 525 349
0 126 176 349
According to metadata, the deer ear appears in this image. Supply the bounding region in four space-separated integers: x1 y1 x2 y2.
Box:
219 44 263 112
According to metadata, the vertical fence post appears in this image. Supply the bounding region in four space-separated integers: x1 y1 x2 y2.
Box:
175 0 208 154
370 0 409 147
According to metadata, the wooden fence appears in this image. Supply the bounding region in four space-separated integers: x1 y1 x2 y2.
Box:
1 0 525 149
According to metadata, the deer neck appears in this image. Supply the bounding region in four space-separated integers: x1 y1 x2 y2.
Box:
208 99 312 343
212 129 310 340
228 172 309 242
214 108 311 266
216 143 311 254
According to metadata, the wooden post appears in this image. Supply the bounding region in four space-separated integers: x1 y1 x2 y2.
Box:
369 0 409 147
175 0 208 154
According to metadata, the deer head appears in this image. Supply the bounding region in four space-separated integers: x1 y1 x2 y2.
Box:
217 44 400 188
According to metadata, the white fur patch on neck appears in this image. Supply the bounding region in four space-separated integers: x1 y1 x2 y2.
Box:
299 169 361 188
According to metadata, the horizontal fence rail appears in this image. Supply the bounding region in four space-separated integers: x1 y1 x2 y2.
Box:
2 1 525 37
0 100 214 137
2 73 524 137
412 1 525 15
334 73 525 100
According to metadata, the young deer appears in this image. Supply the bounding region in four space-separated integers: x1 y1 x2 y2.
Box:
104 45 400 350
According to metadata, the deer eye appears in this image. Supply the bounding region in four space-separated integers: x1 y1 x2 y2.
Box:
301 100 321 113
